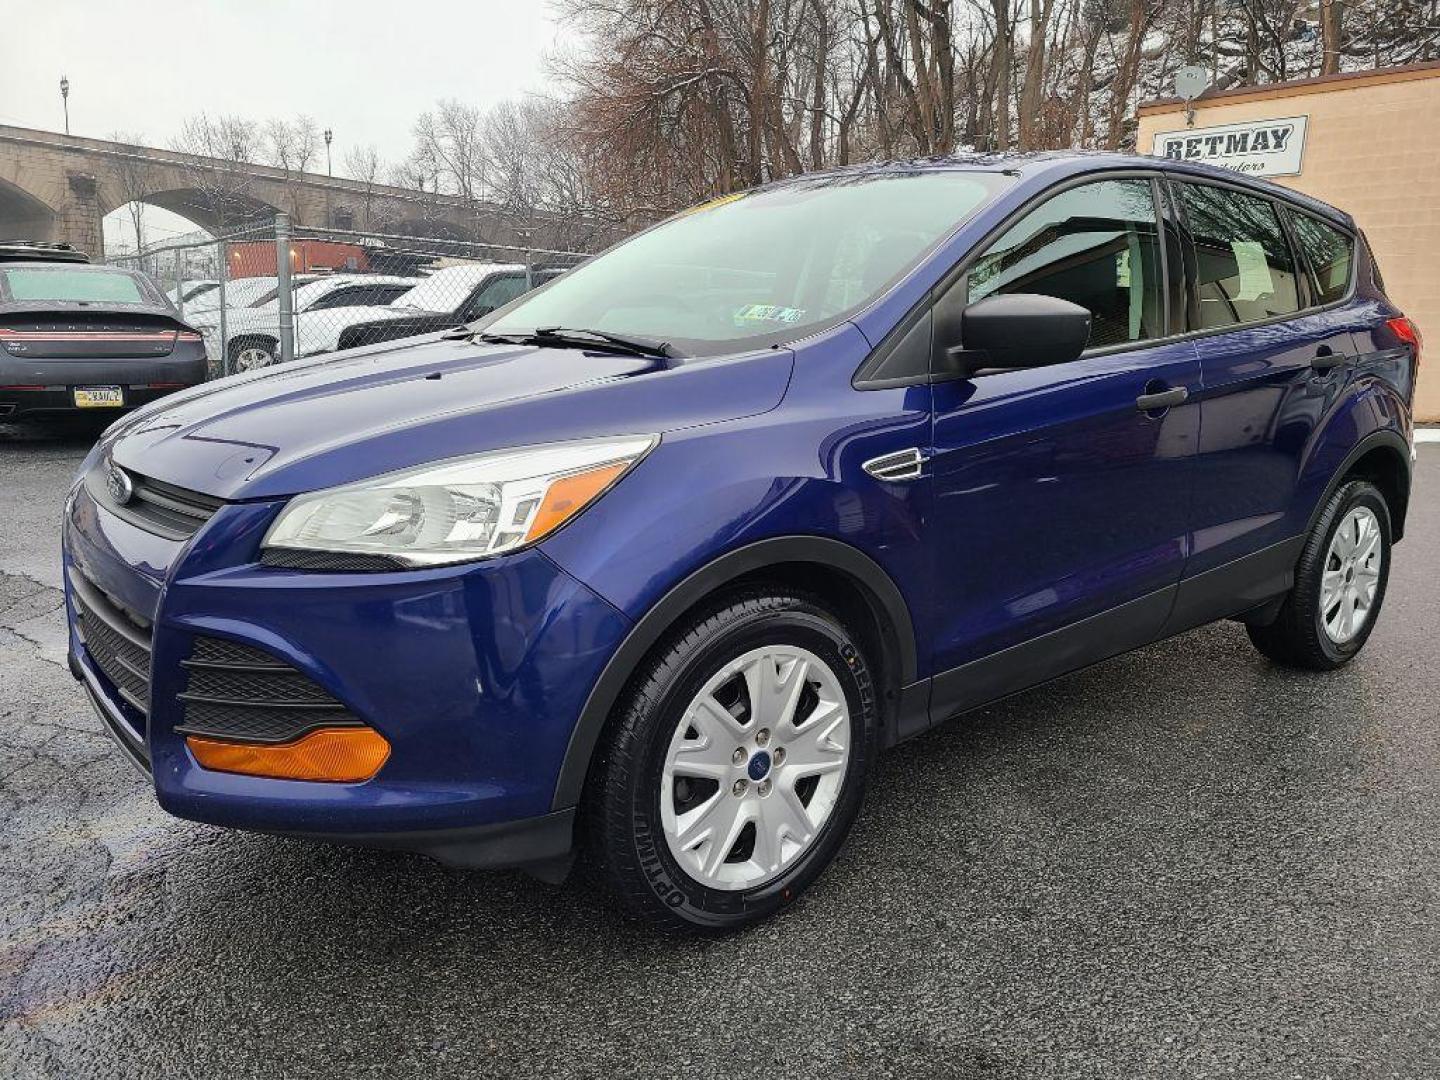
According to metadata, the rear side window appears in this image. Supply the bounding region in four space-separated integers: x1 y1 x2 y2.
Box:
1290 213 1354 305
967 178 1164 349
0 268 146 304
1177 183 1299 328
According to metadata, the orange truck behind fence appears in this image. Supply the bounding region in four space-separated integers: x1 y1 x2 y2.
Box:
227 240 370 278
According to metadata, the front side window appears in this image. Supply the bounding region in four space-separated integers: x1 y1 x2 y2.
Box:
1177 183 1300 328
483 170 1012 357
0 268 148 304
1289 212 1354 306
967 178 1164 349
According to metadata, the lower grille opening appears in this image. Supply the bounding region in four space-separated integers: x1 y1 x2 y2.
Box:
70 570 152 722
178 636 363 744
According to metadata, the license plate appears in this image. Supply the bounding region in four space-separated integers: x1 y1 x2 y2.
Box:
73 387 125 409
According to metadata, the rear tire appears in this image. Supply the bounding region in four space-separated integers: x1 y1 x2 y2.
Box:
583 591 878 932
1246 479 1391 670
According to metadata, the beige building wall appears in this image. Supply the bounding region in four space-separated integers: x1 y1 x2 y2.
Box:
1137 64 1440 422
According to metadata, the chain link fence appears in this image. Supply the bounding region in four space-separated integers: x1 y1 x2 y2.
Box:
108 217 591 378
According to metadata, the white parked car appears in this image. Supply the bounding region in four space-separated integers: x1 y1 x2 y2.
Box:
294 263 540 358
203 274 421 371
165 279 219 311
180 275 285 320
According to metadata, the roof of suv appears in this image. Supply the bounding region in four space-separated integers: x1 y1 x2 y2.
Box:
0 240 90 264
765 150 1355 229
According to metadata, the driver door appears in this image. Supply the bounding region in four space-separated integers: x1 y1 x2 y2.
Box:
925 176 1202 716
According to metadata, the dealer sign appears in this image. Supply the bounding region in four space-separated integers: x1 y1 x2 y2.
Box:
1150 116 1308 177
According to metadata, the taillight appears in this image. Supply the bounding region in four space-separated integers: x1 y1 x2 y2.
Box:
1386 316 1422 368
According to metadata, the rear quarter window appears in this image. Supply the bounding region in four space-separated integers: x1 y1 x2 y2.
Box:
1289 212 1354 305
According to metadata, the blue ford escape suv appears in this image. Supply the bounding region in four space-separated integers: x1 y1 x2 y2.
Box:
64 154 1419 931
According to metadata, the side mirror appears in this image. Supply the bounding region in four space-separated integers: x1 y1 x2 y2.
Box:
945 293 1092 374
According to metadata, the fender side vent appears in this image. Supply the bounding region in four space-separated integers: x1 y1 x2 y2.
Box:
862 448 925 482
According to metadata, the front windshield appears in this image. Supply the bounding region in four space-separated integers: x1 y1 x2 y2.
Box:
483 170 1010 355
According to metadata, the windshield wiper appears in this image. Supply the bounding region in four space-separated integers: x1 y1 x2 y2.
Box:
480 326 677 360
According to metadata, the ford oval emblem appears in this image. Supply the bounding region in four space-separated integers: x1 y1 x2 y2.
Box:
107 463 134 505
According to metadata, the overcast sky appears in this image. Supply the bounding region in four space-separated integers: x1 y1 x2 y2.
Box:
0 0 566 246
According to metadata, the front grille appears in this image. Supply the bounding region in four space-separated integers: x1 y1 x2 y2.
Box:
87 465 224 542
178 636 362 744
70 570 152 719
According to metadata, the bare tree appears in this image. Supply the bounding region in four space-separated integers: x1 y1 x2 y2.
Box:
342 143 402 233
262 115 322 219
413 101 489 208
169 113 264 234
106 131 158 266
1319 0 1344 74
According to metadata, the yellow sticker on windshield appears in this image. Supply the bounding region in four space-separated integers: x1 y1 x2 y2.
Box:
681 192 747 216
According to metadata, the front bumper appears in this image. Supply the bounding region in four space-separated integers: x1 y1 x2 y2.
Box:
62 473 631 870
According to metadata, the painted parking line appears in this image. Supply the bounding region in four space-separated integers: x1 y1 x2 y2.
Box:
1417 428 1440 443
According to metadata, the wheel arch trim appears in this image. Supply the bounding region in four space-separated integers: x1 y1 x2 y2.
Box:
1305 427 1412 542
549 536 918 811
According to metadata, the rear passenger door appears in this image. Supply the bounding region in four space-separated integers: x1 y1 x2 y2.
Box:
1173 181 1361 576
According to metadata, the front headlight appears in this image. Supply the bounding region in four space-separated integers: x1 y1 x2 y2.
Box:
261 435 657 568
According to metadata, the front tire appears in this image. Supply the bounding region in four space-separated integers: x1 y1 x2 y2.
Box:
1247 479 1392 670
229 339 278 372
584 592 878 932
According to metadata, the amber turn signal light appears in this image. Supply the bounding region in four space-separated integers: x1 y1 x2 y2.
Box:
524 461 629 542
186 726 391 783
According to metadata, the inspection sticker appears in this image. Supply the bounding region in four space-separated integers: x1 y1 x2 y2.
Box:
735 304 807 325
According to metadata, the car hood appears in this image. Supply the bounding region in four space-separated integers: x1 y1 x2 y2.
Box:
107 334 795 500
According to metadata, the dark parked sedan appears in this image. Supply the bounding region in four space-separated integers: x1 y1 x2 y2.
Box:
0 262 207 419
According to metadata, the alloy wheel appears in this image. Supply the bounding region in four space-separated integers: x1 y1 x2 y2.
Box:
660 645 850 891
1320 505 1383 644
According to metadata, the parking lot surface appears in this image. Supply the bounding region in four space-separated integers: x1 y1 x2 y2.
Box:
2 418 1437 1080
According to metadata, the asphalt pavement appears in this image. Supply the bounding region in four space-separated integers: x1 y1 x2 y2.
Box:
2 417 1437 1079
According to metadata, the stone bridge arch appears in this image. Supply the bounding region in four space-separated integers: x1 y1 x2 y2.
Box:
0 124 611 260
0 176 55 242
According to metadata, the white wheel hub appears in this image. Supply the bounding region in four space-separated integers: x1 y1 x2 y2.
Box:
1320 505 1382 644
660 645 850 891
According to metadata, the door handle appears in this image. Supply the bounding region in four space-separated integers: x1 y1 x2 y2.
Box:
1311 346 1347 372
1135 386 1188 412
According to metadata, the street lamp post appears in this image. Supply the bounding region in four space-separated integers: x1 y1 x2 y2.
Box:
60 75 70 135
324 128 333 177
